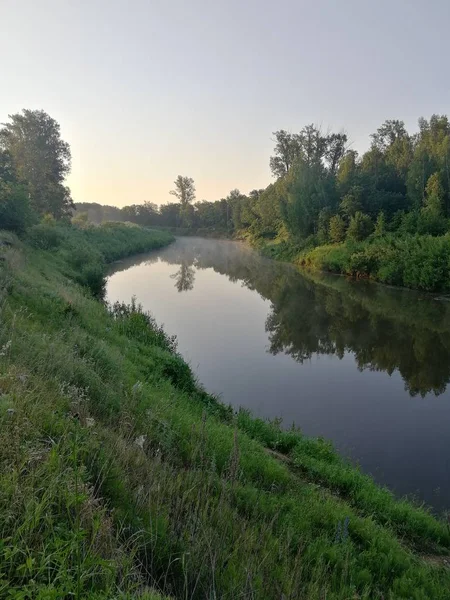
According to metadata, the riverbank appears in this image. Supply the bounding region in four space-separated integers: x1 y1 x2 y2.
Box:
1 225 450 598
251 232 450 293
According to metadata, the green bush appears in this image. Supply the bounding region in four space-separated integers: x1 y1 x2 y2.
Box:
76 261 106 296
300 233 450 292
27 222 64 249
0 181 36 232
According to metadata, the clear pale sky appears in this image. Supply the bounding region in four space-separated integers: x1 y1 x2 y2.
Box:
1 0 449 207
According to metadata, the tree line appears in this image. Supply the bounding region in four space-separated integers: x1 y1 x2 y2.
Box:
3 108 450 253
73 116 450 247
194 116 450 244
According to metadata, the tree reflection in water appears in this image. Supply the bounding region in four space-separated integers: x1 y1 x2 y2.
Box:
110 237 450 397
170 260 196 292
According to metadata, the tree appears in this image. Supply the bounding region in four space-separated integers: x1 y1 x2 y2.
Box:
71 211 89 228
374 211 386 236
170 176 196 206
226 189 247 231
160 203 181 227
0 149 16 184
325 133 348 175
298 124 328 168
329 214 346 243
0 109 73 218
340 187 363 220
170 176 196 227
346 211 373 241
417 172 447 234
337 150 358 196
121 201 159 226
278 154 336 239
269 130 302 178
371 120 408 151
317 207 333 244
423 172 444 216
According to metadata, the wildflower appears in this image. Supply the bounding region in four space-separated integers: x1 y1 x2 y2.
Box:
0 340 11 357
132 381 143 395
135 435 146 450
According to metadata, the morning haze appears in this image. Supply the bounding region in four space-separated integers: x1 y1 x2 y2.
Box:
2 0 449 206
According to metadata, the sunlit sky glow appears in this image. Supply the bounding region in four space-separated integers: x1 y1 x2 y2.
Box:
2 0 450 207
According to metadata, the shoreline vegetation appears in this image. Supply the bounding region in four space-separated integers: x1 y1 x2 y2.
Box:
1 223 450 598
75 114 450 293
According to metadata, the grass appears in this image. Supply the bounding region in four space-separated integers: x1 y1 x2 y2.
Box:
251 231 450 293
1 224 450 598
298 234 450 293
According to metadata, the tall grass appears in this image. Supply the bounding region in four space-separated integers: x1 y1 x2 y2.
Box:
26 221 174 295
1 227 450 598
299 234 450 292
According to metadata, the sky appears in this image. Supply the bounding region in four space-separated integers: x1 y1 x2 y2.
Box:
1 0 450 208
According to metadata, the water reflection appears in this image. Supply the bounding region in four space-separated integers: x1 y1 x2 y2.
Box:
171 260 196 292
111 237 450 398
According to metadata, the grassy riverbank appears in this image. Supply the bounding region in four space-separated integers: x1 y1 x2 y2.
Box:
1 225 450 599
256 232 450 293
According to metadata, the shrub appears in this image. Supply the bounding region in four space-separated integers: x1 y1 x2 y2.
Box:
27 223 64 249
76 261 106 296
300 233 450 292
0 181 36 232
109 298 178 354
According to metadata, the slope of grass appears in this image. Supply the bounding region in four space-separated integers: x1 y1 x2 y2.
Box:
1 226 450 599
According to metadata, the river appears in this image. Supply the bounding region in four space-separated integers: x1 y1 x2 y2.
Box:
107 236 450 512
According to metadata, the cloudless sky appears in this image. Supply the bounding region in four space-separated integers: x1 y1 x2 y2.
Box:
1 0 450 207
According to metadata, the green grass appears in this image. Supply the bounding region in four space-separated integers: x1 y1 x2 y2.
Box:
1 225 450 598
298 234 450 292
252 231 450 293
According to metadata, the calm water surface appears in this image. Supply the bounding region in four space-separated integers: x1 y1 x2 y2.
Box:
107 237 450 512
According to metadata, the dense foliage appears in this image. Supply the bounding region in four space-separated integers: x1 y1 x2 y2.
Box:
0 110 73 223
1 227 450 598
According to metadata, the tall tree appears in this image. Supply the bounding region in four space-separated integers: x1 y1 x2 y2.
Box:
170 176 196 206
269 130 302 178
423 172 444 216
325 132 348 175
371 120 408 151
0 109 73 218
298 124 328 168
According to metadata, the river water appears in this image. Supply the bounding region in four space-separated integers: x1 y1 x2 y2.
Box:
107 236 450 512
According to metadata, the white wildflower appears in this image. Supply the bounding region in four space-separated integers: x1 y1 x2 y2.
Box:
0 340 11 357
132 381 143 395
134 435 146 450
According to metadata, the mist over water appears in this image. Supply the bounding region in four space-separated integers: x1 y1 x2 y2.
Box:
107 237 450 512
